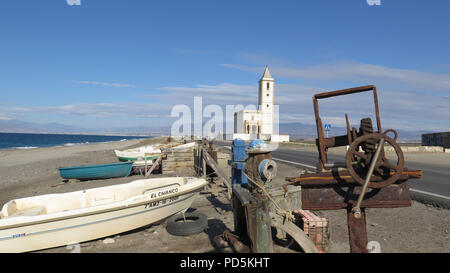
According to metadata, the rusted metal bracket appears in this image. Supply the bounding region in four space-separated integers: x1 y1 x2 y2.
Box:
347 208 368 253
285 169 422 187
300 182 412 210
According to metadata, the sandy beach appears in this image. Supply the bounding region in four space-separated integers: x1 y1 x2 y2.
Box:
0 139 143 205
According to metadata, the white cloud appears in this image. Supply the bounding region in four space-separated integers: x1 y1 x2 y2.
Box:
221 61 450 93
0 102 171 120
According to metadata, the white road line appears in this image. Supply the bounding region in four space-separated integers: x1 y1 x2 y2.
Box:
409 188 450 200
272 157 317 170
224 145 449 200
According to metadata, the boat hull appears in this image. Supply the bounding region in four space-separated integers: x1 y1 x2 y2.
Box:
117 155 160 162
0 177 207 252
58 162 133 180
0 192 198 252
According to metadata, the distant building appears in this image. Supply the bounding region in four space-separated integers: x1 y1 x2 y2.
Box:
421 132 450 148
226 67 289 142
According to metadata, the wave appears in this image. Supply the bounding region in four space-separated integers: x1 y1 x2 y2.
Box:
15 146 39 149
63 142 90 147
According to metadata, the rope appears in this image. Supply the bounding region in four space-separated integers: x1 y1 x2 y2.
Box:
244 173 295 223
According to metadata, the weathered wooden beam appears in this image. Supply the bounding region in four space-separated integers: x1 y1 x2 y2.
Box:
201 147 232 199
145 154 164 178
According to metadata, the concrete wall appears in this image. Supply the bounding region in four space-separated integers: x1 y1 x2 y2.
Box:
385 146 445 153
271 134 290 143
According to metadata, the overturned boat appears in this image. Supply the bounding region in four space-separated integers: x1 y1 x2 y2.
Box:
0 177 207 253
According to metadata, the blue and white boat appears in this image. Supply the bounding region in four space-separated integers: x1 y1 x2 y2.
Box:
58 162 133 180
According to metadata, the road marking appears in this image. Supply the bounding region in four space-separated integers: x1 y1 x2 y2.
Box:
272 157 317 170
409 188 450 200
223 144 450 200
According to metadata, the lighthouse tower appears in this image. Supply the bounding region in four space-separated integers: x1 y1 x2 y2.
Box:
258 66 274 136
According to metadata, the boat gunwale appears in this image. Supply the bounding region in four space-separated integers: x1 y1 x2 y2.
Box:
117 156 159 162
0 179 207 231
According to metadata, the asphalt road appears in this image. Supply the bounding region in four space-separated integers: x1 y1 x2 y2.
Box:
214 141 450 206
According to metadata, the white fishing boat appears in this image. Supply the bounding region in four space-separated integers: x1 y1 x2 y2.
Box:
115 142 195 162
0 177 207 253
114 145 162 162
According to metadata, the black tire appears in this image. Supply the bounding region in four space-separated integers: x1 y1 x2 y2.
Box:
166 212 208 236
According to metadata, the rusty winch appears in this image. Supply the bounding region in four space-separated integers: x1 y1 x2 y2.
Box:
286 85 423 253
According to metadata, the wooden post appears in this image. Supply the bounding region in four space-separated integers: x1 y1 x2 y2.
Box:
144 153 148 177
196 146 200 175
145 154 163 178
202 150 207 179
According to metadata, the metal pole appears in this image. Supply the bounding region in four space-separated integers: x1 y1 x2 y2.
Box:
202 149 207 179
144 153 148 177
352 138 385 218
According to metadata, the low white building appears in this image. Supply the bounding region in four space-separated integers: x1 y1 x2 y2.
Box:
227 67 289 142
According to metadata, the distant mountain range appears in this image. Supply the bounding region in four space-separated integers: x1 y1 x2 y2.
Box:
0 119 164 136
0 119 435 141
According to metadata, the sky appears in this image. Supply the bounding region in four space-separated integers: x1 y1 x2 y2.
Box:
0 0 449 132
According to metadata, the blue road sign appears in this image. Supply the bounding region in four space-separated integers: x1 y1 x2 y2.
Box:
324 123 331 131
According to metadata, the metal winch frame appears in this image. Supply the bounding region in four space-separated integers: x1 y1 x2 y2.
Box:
286 85 423 253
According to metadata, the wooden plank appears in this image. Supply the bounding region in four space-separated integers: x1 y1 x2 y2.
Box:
163 157 194 162
163 162 194 167
145 155 163 178
166 152 194 156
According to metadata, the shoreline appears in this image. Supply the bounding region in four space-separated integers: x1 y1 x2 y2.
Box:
0 139 134 152
0 131 153 137
0 139 144 168
0 134 152 152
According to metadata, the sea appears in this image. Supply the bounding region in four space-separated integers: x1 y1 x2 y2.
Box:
0 132 149 150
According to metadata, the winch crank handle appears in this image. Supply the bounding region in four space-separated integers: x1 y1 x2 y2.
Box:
352 138 385 219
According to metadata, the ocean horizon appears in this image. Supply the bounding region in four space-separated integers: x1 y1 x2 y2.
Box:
0 132 150 150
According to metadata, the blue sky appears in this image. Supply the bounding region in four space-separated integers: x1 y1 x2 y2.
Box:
0 0 449 131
